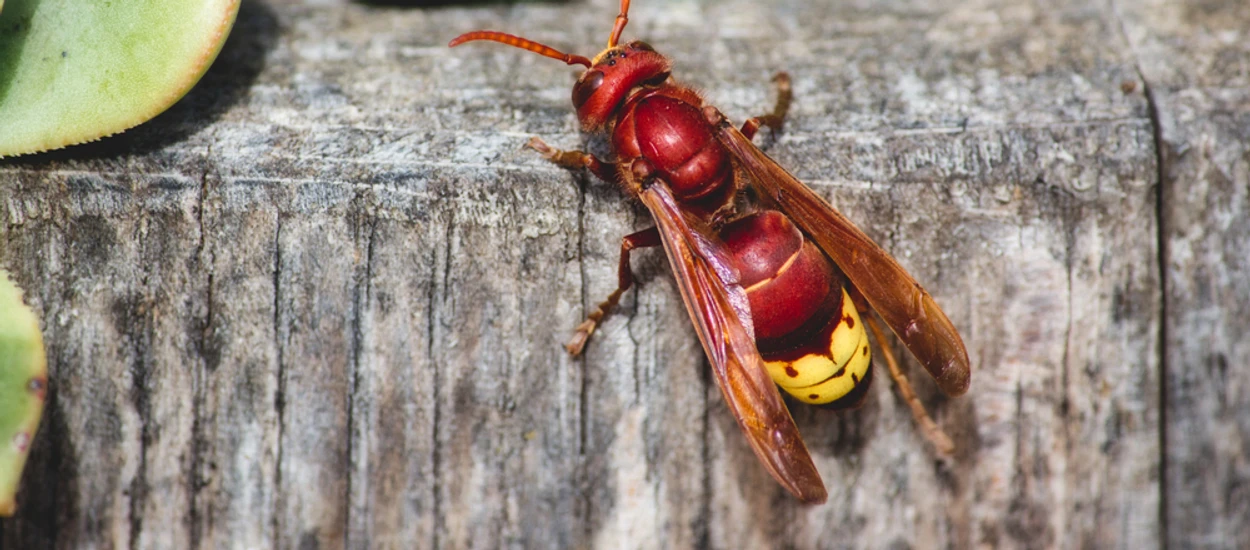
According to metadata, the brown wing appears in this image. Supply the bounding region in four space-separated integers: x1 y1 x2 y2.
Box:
715 118 970 396
639 180 828 504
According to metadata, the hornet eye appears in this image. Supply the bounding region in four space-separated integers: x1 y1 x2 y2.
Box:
572 70 604 109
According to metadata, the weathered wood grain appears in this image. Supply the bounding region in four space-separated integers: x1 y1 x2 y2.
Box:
0 0 1242 548
1119 1 1250 547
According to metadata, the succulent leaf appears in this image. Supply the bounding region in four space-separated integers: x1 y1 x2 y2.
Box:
0 270 47 517
0 0 241 157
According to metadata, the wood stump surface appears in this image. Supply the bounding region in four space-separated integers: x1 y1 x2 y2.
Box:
1 0 1248 548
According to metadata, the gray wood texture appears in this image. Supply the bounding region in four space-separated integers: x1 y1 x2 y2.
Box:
0 0 1245 548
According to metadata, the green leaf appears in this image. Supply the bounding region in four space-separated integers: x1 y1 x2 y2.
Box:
0 270 47 517
0 0 240 157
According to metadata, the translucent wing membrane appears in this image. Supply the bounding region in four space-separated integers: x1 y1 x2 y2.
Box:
714 120 971 396
640 181 828 504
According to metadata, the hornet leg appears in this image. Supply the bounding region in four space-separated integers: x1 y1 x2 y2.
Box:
526 137 618 183
526 137 653 355
866 315 956 456
741 72 793 140
566 227 662 356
